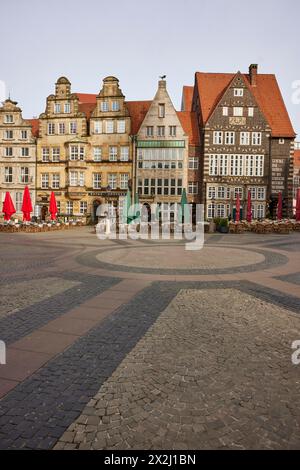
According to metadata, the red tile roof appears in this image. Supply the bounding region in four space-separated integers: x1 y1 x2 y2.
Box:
75 93 97 103
181 86 194 112
28 118 39 137
125 100 152 135
294 149 300 169
177 111 199 145
194 71 295 138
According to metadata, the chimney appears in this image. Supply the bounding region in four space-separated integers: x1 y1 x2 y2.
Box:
249 64 258 86
158 79 167 89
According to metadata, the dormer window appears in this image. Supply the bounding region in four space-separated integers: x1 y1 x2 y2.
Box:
158 103 165 118
54 103 61 113
234 88 244 97
101 101 109 112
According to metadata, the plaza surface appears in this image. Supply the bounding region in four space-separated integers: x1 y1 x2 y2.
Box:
0 227 300 450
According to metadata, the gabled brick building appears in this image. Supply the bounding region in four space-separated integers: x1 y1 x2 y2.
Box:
182 64 296 219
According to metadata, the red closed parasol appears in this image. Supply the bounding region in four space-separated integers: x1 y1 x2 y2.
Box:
246 190 252 223
235 193 241 222
2 192 16 221
21 185 33 222
49 192 58 220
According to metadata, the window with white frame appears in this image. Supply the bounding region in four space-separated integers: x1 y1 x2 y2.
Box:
64 102 70 113
248 107 254 117
70 145 85 160
234 88 244 97
169 126 176 137
109 146 118 161
21 130 27 139
252 132 262 145
100 101 109 112
5 147 13 157
233 107 243 117
188 182 198 194
225 132 235 145
93 147 102 162
15 192 22 211
158 103 165 118
111 100 120 111
69 171 84 187
257 204 265 219
217 204 226 217
117 120 125 133
106 120 114 133
219 155 228 176
80 201 87 214
217 186 225 199
208 186 216 199
209 155 219 176
108 173 117 189
257 187 266 200
249 187 256 199
52 147 60 162
52 174 60 189
207 203 215 219
5 114 13 123
4 167 13 183
41 173 49 189
245 155 254 176
66 201 73 215
48 123 55 135
120 146 129 161
21 147 29 157
213 131 223 145
157 126 165 137
59 122 65 134
240 132 250 145
69 122 77 134
120 173 129 189
222 107 228 116
234 187 243 198
93 173 101 189
20 167 29 183
189 157 198 169
146 126 154 137
5 130 13 139
42 148 50 162
94 120 102 134
54 103 61 113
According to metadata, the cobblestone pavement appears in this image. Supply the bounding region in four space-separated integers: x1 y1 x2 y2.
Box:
0 228 300 450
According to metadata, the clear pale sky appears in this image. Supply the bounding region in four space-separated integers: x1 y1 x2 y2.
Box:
1 0 299 137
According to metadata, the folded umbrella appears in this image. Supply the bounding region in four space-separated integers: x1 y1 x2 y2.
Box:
246 190 252 223
49 191 58 220
21 185 33 222
235 193 241 222
2 192 16 221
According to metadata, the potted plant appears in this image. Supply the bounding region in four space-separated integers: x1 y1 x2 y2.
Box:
217 218 229 233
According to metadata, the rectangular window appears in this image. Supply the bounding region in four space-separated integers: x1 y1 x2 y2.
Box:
93 147 102 162
252 132 262 145
41 173 49 189
70 145 85 160
94 120 102 134
234 187 243 199
257 204 265 219
48 123 55 135
219 155 228 176
52 147 60 162
240 132 250 145
52 174 60 189
21 147 29 157
20 167 29 183
109 146 118 161
188 182 198 195
64 102 70 113
108 174 117 189
120 147 129 161
233 107 243 117
217 204 226 217
169 126 176 137
5 130 13 139
257 187 266 200
209 155 219 176
66 201 73 215
42 148 50 162
225 132 235 145
146 126 154 137
69 171 77 186
5 147 13 157
5 115 14 123
234 88 244 97
222 107 228 116
217 186 225 199
54 103 61 113
117 120 125 133
69 122 77 134
189 157 198 169
93 173 101 189
158 103 165 118
100 101 109 112
213 131 223 145
59 122 65 134
106 120 114 133
15 192 22 211
120 173 129 189
111 101 120 111
248 107 254 117
21 130 28 139
4 167 13 183
80 201 87 214
157 126 165 137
